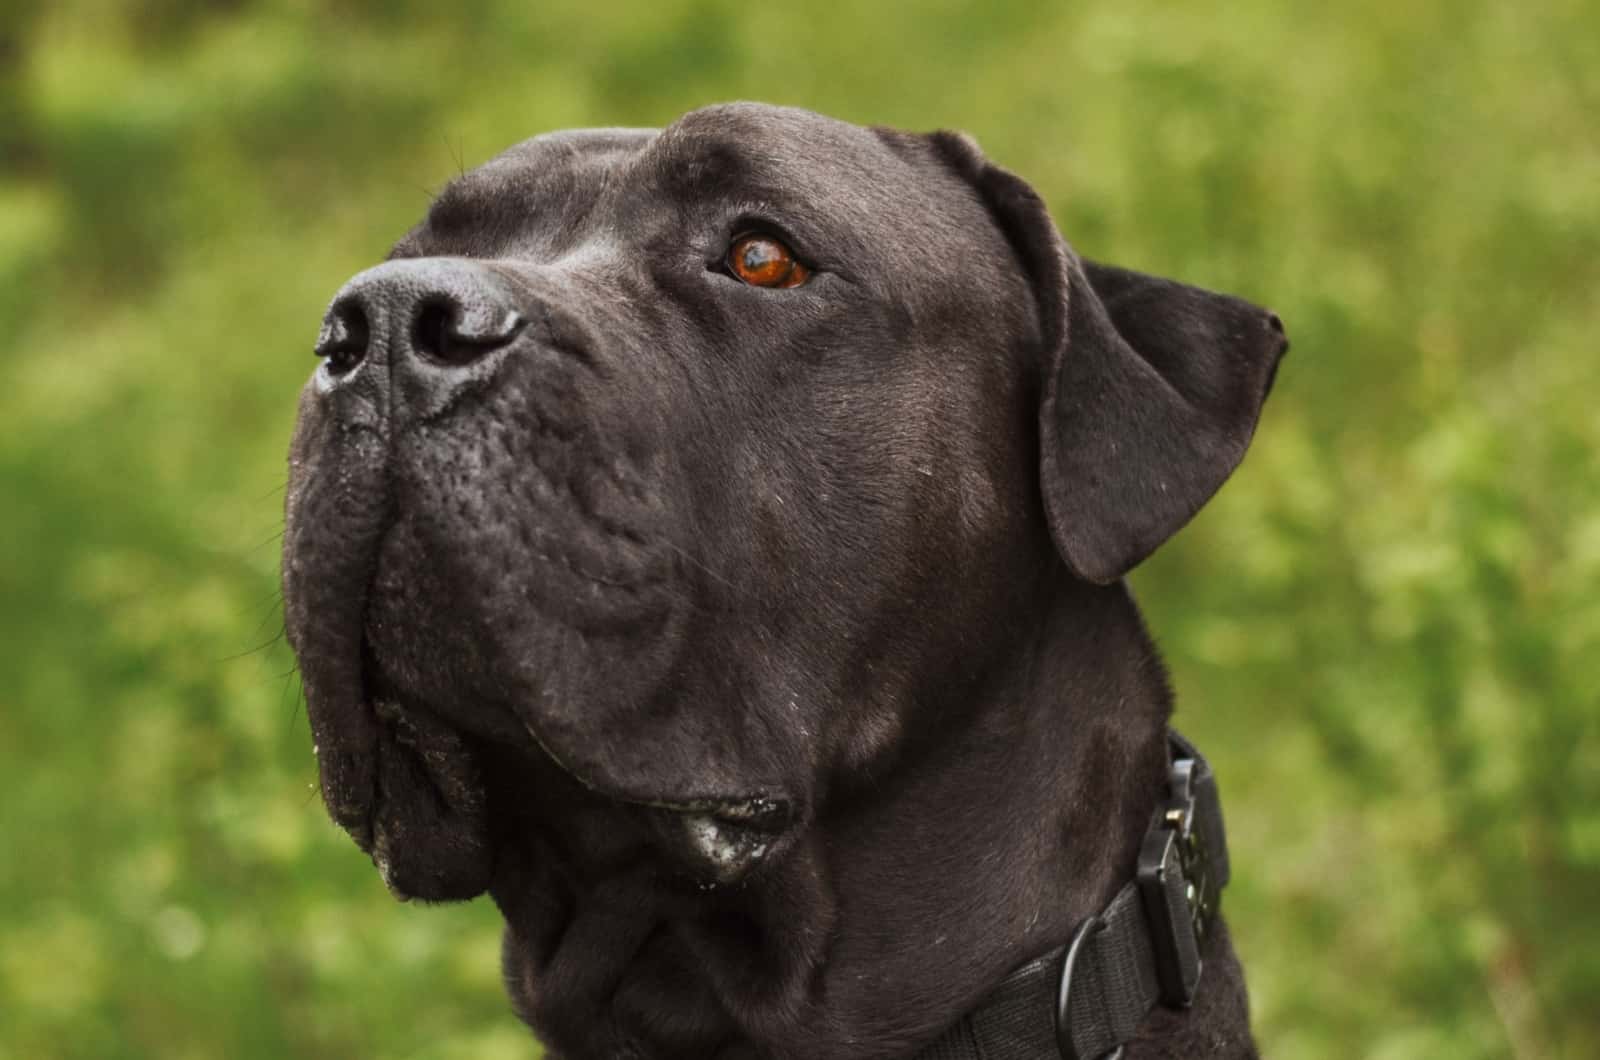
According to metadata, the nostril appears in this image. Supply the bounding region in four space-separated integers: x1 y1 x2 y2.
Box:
414 299 457 364
412 295 524 367
315 300 370 376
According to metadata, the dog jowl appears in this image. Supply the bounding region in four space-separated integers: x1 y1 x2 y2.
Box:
282 103 1286 1059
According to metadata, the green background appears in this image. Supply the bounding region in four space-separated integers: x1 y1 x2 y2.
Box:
3 1 1596 1057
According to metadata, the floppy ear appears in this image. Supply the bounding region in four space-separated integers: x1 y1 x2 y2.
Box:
930 132 1289 583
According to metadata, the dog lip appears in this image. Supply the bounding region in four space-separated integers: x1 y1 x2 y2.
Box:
511 709 799 881
648 796 800 884
642 794 794 830
514 712 797 827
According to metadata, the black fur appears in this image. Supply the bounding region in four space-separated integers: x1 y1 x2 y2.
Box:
282 102 1287 1058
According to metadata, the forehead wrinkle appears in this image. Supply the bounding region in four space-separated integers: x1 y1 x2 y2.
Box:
644 104 894 205
418 129 657 256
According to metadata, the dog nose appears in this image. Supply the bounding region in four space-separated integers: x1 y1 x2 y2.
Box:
315 259 525 380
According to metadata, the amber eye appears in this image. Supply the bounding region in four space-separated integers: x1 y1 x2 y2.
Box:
727 233 811 289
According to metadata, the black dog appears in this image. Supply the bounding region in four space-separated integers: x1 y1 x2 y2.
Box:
283 103 1286 1059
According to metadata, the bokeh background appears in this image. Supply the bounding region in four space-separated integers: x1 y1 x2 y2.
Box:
3 1 1597 1057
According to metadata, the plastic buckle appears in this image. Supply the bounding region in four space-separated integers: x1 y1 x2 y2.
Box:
1136 755 1216 1008
1055 914 1126 1060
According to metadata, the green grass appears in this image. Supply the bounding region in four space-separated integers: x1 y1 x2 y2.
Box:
2 1 1596 1056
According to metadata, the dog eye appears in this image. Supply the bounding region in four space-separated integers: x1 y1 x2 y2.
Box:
727 233 811 289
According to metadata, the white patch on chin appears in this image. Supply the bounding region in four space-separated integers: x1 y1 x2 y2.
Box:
683 814 770 883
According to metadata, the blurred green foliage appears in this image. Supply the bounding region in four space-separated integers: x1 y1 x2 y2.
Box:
2 1 1596 1057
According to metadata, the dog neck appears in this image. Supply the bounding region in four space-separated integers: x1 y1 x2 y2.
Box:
485 575 1252 1058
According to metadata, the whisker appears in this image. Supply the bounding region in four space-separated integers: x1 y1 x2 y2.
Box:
256 480 288 503
248 527 287 554
280 663 305 730
447 131 466 179
250 591 285 638
218 630 286 665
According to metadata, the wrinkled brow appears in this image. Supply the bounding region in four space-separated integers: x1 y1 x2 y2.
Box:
645 134 761 203
395 142 631 258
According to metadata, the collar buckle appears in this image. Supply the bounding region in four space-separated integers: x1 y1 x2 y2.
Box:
1135 749 1220 1008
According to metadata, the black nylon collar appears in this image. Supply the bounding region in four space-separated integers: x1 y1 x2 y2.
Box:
916 730 1230 1060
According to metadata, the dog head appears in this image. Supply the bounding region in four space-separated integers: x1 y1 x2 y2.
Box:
282 103 1285 900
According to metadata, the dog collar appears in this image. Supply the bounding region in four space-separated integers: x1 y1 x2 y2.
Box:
916 729 1230 1060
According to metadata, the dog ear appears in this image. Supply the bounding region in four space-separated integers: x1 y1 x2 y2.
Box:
929 132 1289 583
